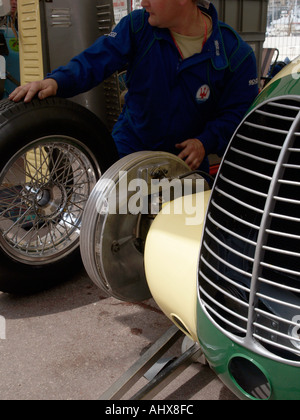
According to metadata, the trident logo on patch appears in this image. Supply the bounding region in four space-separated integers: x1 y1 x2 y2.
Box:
196 84 210 103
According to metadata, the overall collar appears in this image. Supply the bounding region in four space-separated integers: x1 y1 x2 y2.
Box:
151 3 229 70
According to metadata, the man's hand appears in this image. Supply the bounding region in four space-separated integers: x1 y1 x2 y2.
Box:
9 79 58 103
176 138 206 170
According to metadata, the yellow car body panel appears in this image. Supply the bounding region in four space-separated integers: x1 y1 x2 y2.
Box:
144 190 211 342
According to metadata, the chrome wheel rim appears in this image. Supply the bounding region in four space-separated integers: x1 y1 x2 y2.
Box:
0 136 99 265
80 151 191 302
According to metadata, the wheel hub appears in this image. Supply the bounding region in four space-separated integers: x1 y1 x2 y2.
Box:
34 183 68 220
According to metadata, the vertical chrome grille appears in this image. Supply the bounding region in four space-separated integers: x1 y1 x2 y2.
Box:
198 97 300 364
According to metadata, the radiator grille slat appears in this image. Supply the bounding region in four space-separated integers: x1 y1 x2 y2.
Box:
211 199 261 231
223 161 273 181
207 212 258 246
219 174 268 199
258 279 300 298
230 147 278 166
198 97 300 364
237 134 282 150
200 286 249 323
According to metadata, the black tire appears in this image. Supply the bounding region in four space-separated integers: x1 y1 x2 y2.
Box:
0 97 119 294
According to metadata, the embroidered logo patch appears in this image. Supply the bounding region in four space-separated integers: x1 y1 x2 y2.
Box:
196 85 211 103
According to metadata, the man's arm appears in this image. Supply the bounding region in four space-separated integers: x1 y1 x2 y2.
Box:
10 12 134 102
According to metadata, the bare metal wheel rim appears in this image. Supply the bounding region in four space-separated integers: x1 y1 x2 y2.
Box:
0 136 99 265
80 151 191 302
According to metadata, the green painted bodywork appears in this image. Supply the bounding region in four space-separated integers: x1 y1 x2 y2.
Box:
254 76 300 108
196 59 300 400
197 302 300 400
252 58 300 109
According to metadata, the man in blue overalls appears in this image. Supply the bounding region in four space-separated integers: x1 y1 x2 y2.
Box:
10 0 259 173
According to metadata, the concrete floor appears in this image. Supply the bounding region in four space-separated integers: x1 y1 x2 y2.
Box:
0 267 237 401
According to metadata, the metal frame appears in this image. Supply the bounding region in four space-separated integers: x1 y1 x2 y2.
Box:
99 325 203 400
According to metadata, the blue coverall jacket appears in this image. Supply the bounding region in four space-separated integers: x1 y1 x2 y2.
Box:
48 3 259 172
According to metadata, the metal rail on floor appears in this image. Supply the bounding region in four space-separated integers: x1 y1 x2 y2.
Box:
99 325 203 400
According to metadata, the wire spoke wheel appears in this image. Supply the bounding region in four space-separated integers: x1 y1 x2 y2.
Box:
0 97 118 293
0 137 97 265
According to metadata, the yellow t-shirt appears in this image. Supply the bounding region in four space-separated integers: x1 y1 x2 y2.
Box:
171 15 212 59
